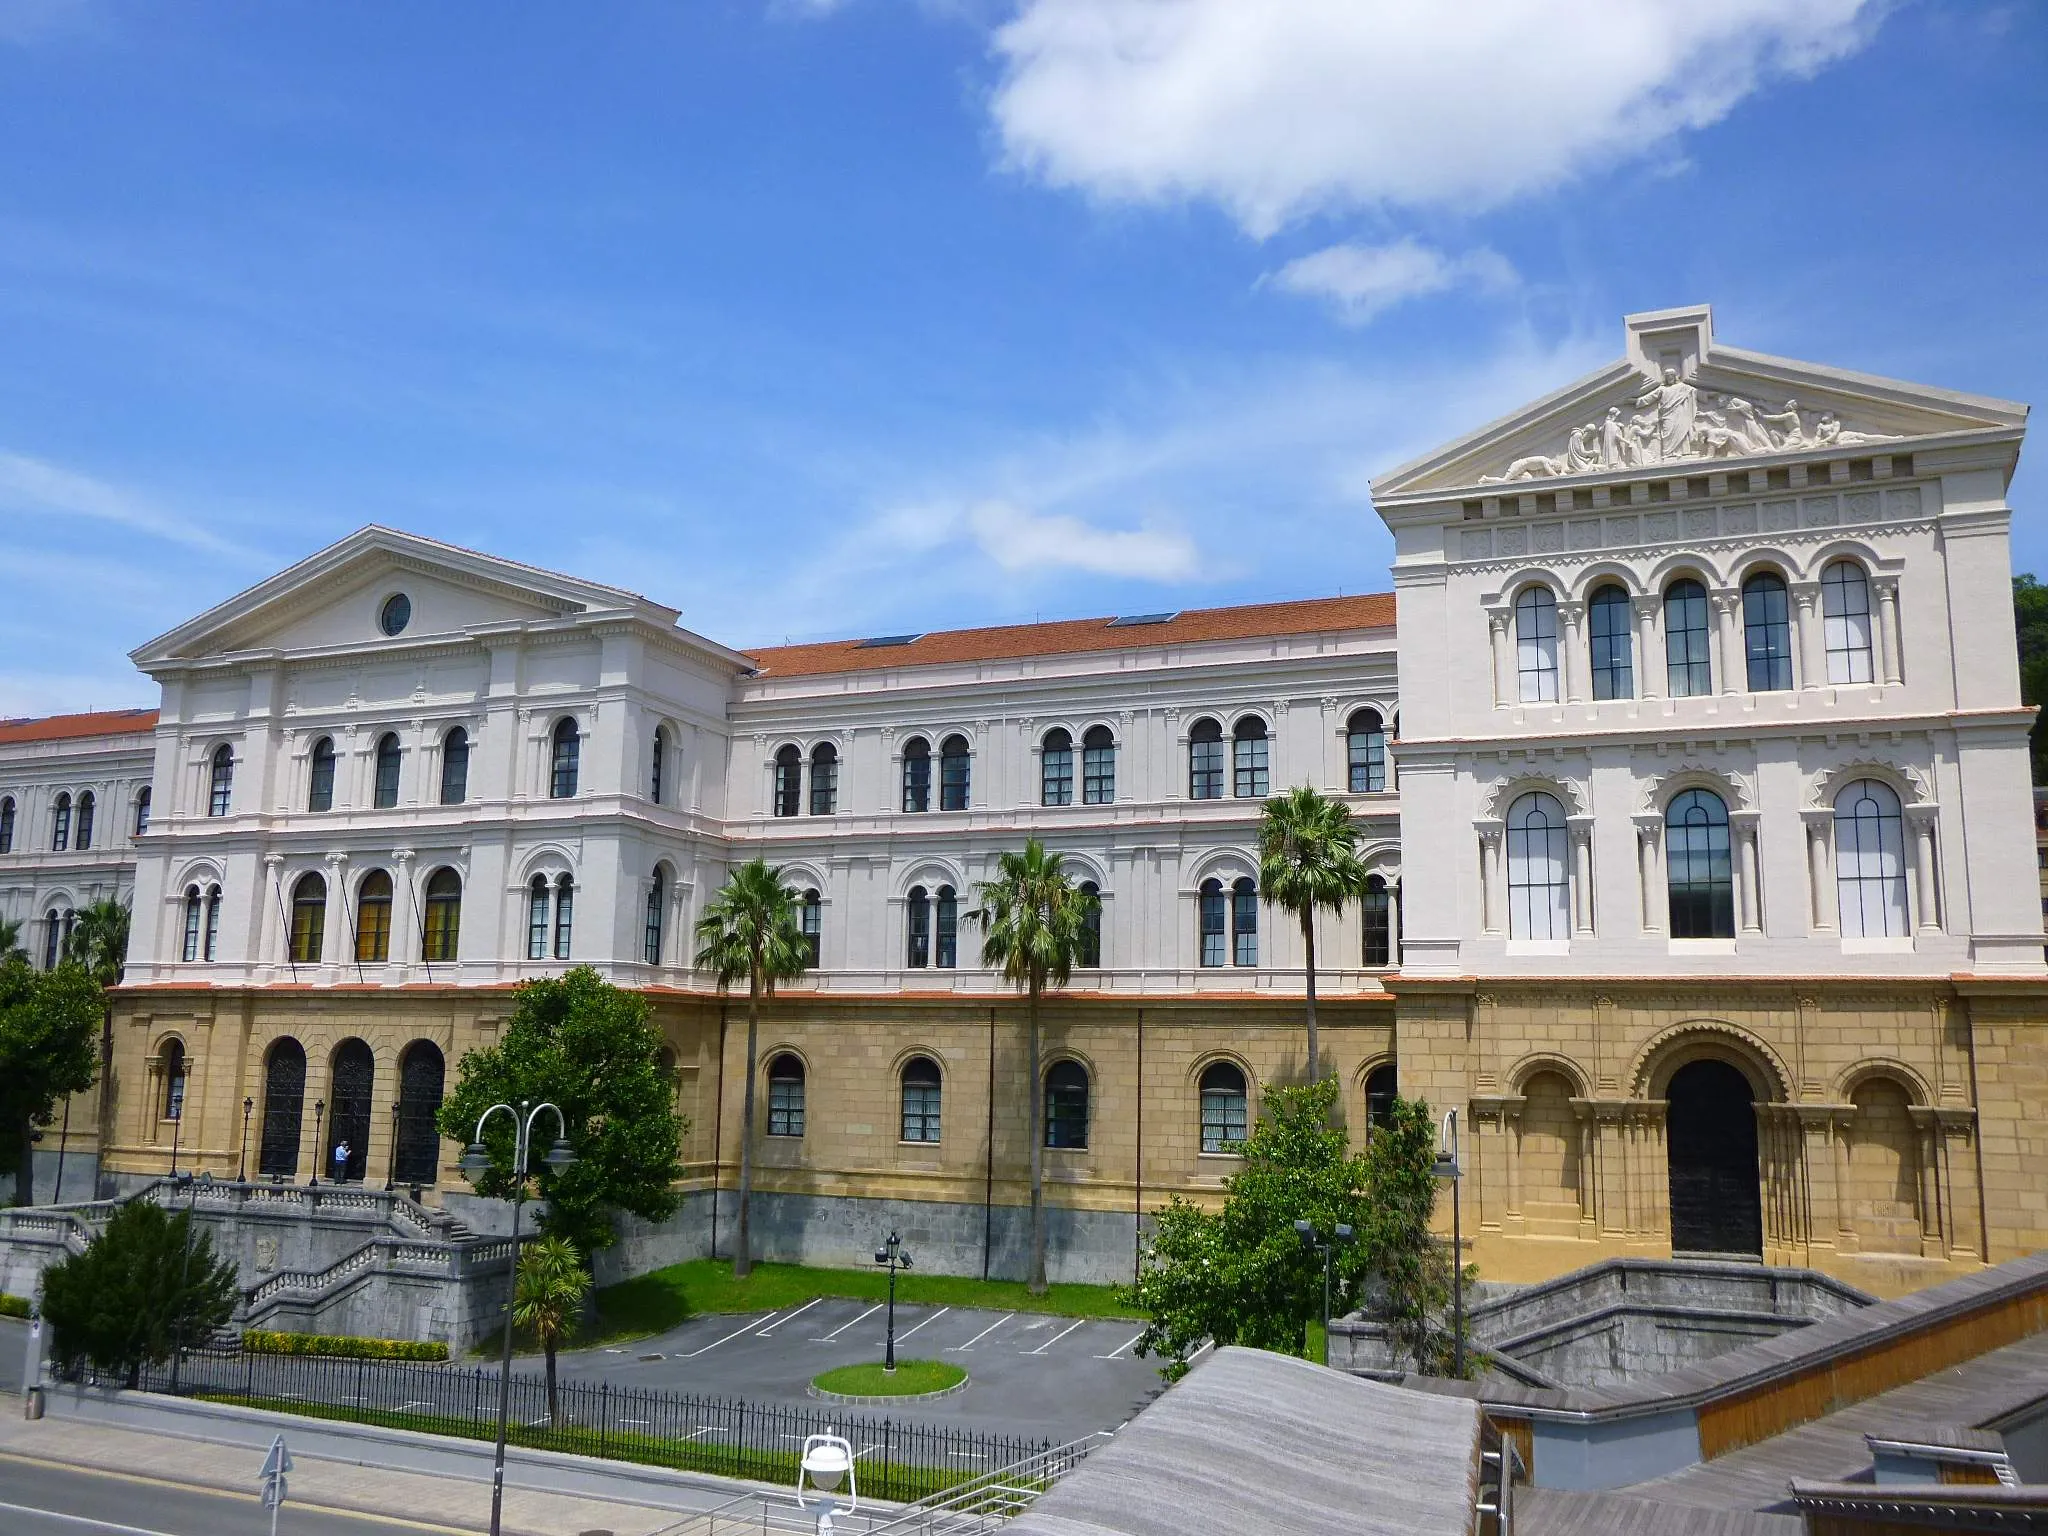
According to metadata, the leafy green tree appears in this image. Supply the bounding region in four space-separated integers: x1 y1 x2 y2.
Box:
64 899 131 986
0 918 23 963
1356 1095 1468 1375
1258 786 1367 1080
2015 575 2048 782
970 840 1099 1295
40 1198 237 1387
0 957 102 1206
513 1235 590 1425
439 968 686 1257
694 859 811 1279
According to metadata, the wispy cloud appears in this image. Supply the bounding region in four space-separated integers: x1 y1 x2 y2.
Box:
1266 239 1517 324
0 449 265 562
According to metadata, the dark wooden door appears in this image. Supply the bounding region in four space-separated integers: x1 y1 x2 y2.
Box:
257 1038 306 1179
1666 1059 1763 1255
326 1039 375 1183
392 1042 445 1187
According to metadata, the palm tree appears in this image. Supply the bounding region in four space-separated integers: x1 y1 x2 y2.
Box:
512 1235 589 1426
970 839 1097 1295
65 899 131 986
694 859 811 1280
0 918 23 963
1257 786 1367 1080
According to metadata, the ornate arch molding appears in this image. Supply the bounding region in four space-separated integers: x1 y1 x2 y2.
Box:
1805 760 1934 811
1638 763 1757 816
1727 545 1803 589
1186 1048 1258 1088
514 843 580 883
1185 847 1258 888
1055 849 1112 888
889 1044 948 1080
1481 566 1571 608
1353 1053 1399 1091
1508 1053 1592 1099
776 860 830 895
896 859 966 897
1568 560 1645 602
1834 1058 1935 1107
1481 774 1589 820
1630 1019 1790 1103
1646 550 1728 593
171 858 226 891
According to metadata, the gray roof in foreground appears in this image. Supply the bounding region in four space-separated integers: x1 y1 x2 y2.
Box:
1004 1348 1481 1536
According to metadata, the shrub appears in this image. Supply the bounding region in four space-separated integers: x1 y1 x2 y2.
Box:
243 1329 449 1362
41 1200 238 1387
0 1294 31 1319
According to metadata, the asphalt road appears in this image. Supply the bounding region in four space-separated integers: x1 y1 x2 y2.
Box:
1 1317 26 1389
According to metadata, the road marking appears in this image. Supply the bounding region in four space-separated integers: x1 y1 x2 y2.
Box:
947 1312 1013 1352
888 1305 949 1343
812 1303 881 1342
679 1309 784 1357
1187 1339 1215 1362
1023 1318 1087 1356
756 1296 824 1336
1094 1330 1146 1359
0 1500 189 1535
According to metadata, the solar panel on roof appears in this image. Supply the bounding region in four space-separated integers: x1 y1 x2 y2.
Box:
855 633 922 648
1107 612 1179 627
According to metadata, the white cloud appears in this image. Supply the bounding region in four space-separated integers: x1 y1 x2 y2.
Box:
0 449 260 561
966 499 1199 579
1267 239 1516 324
990 0 1881 235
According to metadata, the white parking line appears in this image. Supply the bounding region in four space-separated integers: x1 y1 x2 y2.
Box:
1094 1330 1146 1360
813 1303 882 1342
947 1312 1014 1352
888 1305 949 1343
1187 1339 1215 1362
679 1310 784 1357
1023 1318 1087 1356
756 1297 824 1335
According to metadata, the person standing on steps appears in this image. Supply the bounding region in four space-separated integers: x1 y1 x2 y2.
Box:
332 1140 351 1185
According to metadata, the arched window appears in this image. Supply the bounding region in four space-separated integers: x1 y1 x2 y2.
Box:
1836 779 1909 938
257 1036 306 1178
422 868 462 961
553 873 574 960
1364 1062 1398 1138
181 885 203 962
1083 726 1116 804
51 793 71 852
393 1041 446 1187
0 796 12 852
439 727 470 805
1198 879 1226 967
1822 560 1875 684
1232 718 1269 799
1199 1062 1249 1153
1506 791 1569 941
1742 571 1793 692
809 743 838 815
160 1039 187 1121
773 744 802 817
936 885 958 969
526 875 551 960
1188 718 1224 800
767 1053 805 1137
373 732 402 808
1231 876 1259 966
203 884 221 961
901 1056 942 1143
1665 579 1712 697
1362 874 1391 967
208 744 235 817
549 719 580 799
906 886 930 968
1045 1060 1089 1149
939 735 971 810
288 872 326 964
356 870 393 963
1589 583 1634 700
644 866 666 965
327 1038 374 1183
1666 789 1734 939
42 908 61 970
308 737 336 812
650 727 667 804
1078 881 1102 967
133 786 151 837
1041 729 1074 806
75 791 94 851
901 737 931 813
1347 710 1386 793
1515 586 1560 703
800 888 822 966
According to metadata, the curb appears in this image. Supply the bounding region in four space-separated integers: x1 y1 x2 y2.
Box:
807 1373 970 1407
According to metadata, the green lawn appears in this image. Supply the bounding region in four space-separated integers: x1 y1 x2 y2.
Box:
591 1259 1140 1345
812 1359 966 1397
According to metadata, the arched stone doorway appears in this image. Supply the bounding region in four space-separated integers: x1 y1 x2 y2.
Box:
1666 1059 1762 1256
392 1041 446 1188
326 1038 375 1184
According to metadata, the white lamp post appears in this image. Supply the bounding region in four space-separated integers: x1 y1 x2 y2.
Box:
1431 1108 1463 1378
797 1430 857 1535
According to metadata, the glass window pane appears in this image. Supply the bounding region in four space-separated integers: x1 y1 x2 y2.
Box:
1665 789 1734 938
1516 587 1560 703
1822 561 1875 684
1835 779 1909 937
1507 793 1570 941
1742 573 1793 692
1665 580 1712 697
1589 586 1634 700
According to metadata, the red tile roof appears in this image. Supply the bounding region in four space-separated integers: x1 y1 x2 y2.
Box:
743 592 1396 679
0 708 160 746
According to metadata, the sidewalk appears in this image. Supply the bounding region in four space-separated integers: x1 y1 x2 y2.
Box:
0 1391 709 1535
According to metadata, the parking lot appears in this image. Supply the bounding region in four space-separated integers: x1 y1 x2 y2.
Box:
553 1298 1175 1442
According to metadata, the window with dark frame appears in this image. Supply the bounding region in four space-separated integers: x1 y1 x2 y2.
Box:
422 868 462 961
1231 876 1258 966
440 728 469 805
939 735 970 810
356 870 393 963
1742 571 1794 692
1199 879 1226 967
75 791 94 851
1588 583 1634 700
553 874 574 960
1666 788 1735 939
1364 1062 1398 1138
906 885 930 968
902 738 931 812
644 866 666 965
1082 725 1116 804
1835 779 1909 938
209 744 235 817
767 1054 805 1137
373 733 402 809
527 876 550 960
549 719 580 799
1362 874 1391 967
202 885 221 961
650 728 666 804
800 888 821 966
1232 719 1269 799
935 885 958 969
134 786 152 837
1078 880 1102 967
1045 1059 1089 1148
181 885 202 962
809 743 838 815
1041 728 1074 806
1665 579 1712 697
773 744 802 817
1347 710 1386 793
901 1056 942 1143
0 796 13 853
51 793 70 852
1188 718 1224 799
288 872 326 964
1199 1061 1248 1153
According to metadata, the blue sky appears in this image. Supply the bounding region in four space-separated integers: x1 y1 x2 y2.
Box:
2 0 2044 714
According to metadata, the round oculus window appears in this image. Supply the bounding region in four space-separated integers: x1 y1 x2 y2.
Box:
379 593 412 636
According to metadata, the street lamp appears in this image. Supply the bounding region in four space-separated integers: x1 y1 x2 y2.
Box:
797 1431 857 1535
1293 1220 1354 1367
238 1097 254 1183
385 1101 401 1191
459 1100 577 1536
308 1100 326 1186
1432 1109 1464 1379
874 1232 913 1373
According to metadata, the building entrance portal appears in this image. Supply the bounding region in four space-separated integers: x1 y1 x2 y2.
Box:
1666 1058 1763 1257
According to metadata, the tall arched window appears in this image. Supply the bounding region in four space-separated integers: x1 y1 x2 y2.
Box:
43 908 61 970
327 1038 374 1183
644 866 666 965
0 796 13 853
936 885 958 969
422 868 462 961
1666 789 1734 939
439 727 470 805
1822 560 1875 684
1742 571 1793 691
1233 718 1269 799
1199 1061 1249 1153
650 727 667 804
1188 718 1224 800
373 732 402 808
901 737 931 812
133 786 151 837
308 737 336 812
1045 1060 1089 1148
1364 1062 1399 1138
181 885 203 962
800 888 822 966
767 1053 805 1137
1589 583 1634 700
257 1036 306 1178
74 791 94 851
1347 710 1386 793
1836 779 1909 938
51 793 71 852
356 870 393 963
809 742 838 815
1199 879 1226 967
1082 726 1116 804
208 744 235 817
1041 729 1074 806
1078 880 1102 967
289 872 327 964
1515 586 1560 703
526 875 551 960
1506 791 1570 941
939 735 971 810
906 886 930 968
549 719 580 799
773 744 802 817
202 884 221 961
393 1041 446 1187
1231 876 1259 966
160 1039 187 1121
901 1056 942 1143
1665 579 1712 697
1362 874 1391 967
553 874 574 960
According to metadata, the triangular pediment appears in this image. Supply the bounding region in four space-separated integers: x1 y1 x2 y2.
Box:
1374 305 2028 502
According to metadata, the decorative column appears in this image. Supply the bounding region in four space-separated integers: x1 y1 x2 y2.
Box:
393 848 417 973
1801 809 1836 934
325 851 350 976
1906 805 1942 933
1475 820 1505 934
1567 815 1596 935
1633 814 1663 934
1730 809 1763 933
1712 591 1743 695
1488 611 1513 709
1633 598 1663 701
1558 599 1589 705
1792 582 1825 690
262 853 285 972
1873 578 1903 686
